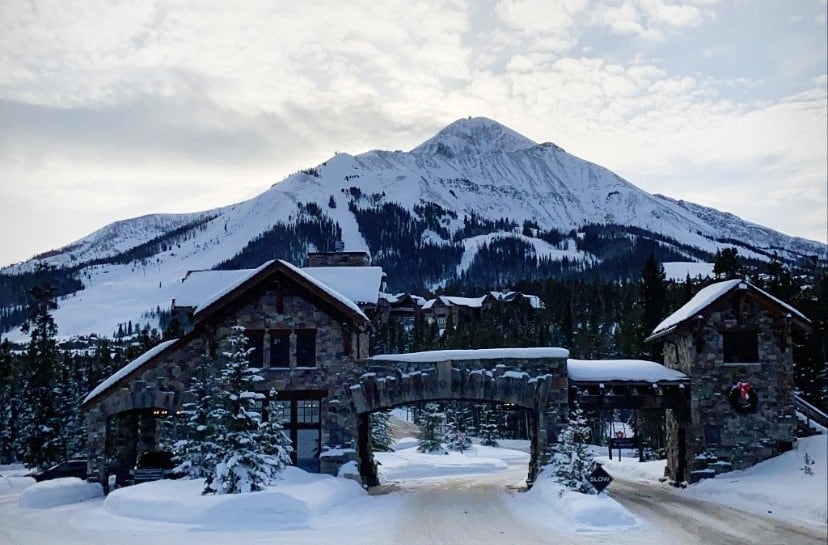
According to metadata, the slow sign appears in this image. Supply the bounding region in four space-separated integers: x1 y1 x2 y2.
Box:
588 464 613 493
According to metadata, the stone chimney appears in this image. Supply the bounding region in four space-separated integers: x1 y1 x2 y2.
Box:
307 250 371 267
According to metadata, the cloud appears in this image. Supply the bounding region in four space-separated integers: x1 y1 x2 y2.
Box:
0 0 825 266
589 0 712 41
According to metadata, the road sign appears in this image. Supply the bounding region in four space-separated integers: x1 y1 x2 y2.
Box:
588 464 613 493
609 437 637 450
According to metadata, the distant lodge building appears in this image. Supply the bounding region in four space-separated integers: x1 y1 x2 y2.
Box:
378 290 545 329
82 251 810 488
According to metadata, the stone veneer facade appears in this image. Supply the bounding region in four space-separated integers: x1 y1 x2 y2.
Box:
661 293 798 483
84 263 568 488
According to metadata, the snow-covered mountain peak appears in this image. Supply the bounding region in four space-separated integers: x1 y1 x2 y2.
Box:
411 117 537 158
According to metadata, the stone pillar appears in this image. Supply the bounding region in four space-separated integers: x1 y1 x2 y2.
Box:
665 407 691 484
85 407 108 491
356 412 378 487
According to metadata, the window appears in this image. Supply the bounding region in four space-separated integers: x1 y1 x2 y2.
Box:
296 329 316 367
244 330 264 367
723 331 758 363
269 330 290 368
297 400 320 423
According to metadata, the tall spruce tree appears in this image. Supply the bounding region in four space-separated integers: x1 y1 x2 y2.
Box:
19 263 65 469
172 353 219 479
444 403 472 452
478 403 501 447
547 403 597 494
640 253 667 359
203 326 292 494
0 338 20 463
417 403 445 453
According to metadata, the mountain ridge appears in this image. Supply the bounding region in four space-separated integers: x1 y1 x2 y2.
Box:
1 117 825 339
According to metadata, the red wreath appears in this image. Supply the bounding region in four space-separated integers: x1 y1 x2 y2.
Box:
728 381 758 414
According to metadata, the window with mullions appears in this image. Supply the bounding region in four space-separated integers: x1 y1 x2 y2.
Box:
723 331 758 363
269 330 290 368
296 329 316 367
297 400 320 423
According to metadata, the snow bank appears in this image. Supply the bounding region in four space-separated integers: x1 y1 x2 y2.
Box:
0 475 35 496
18 477 103 508
103 467 366 530
509 473 642 533
682 435 827 529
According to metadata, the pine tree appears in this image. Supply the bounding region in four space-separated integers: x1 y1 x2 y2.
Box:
19 263 66 469
417 403 445 453
203 326 292 494
640 253 667 359
713 248 742 279
444 402 472 452
0 339 21 463
547 403 597 494
478 403 500 447
371 410 394 451
172 353 219 478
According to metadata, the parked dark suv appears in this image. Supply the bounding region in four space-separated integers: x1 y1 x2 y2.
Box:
27 459 88 482
131 451 180 484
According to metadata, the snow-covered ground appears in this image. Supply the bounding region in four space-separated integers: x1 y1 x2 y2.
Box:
0 435 825 544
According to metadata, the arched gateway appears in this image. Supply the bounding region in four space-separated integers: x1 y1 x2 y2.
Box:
348 348 569 486
81 259 803 491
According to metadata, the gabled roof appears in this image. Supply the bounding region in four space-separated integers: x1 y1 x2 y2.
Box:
646 279 811 342
84 260 372 409
192 260 371 325
82 339 181 407
174 264 382 312
301 266 383 305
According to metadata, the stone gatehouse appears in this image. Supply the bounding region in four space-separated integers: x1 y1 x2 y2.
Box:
81 259 570 487
83 258 809 490
647 279 811 483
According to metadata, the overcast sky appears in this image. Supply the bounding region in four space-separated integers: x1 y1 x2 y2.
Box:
1 0 826 267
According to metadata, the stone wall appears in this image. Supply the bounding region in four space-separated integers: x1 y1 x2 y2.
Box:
662 296 796 482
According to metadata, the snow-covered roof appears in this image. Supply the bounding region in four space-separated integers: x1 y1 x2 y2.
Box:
371 347 569 363
279 261 369 323
174 269 251 308
302 267 383 305
489 290 546 309
647 279 810 341
83 339 179 405
379 292 401 304
567 359 688 383
438 295 487 308
176 262 374 323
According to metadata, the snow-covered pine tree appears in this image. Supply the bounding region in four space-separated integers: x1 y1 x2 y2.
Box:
444 402 472 452
19 264 66 469
0 339 20 463
547 403 597 494
417 403 445 453
478 403 500 447
203 326 291 494
371 410 394 451
172 352 218 479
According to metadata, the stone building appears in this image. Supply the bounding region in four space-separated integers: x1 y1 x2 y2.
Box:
82 259 378 484
646 279 811 483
